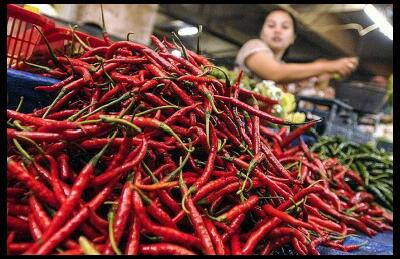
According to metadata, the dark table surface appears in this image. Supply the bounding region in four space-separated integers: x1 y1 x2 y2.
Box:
318 231 393 255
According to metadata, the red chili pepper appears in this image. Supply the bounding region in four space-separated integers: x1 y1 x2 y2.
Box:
35 75 74 92
179 176 216 255
359 215 384 232
263 204 317 232
92 137 147 186
237 87 279 105
7 232 16 254
8 242 33 254
308 215 342 232
7 158 58 208
105 56 148 64
7 202 30 217
142 48 183 75
160 53 203 75
80 45 108 57
132 184 202 249
367 206 383 217
45 109 80 120
229 156 292 199
214 196 259 223
27 214 43 241
251 104 261 154
56 153 74 181
308 194 375 237
26 133 115 254
292 237 308 255
214 95 317 125
218 107 240 137
231 88 253 148
133 184 177 229
230 234 243 255
34 207 91 255
105 41 145 59
203 217 225 255
56 56 95 71
260 142 298 184
242 217 283 255
7 110 81 130
7 215 30 234
186 124 218 196
267 227 308 248
282 120 317 147
186 48 210 66
103 180 133 255
260 236 290 255
33 88 80 119
104 133 130 171
150 35 168 52
345 169 365 186
93 63 119 79
138 79 159 93
125 210 141 255
221 213 246 243
193 176 238 202
139 243 197 255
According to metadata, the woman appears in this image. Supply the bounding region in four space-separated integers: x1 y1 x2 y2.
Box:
235 8 359 86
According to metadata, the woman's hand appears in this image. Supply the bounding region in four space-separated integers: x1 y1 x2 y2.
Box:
322 57 359 77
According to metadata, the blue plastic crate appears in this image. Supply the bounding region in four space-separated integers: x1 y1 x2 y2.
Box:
7 68 60 113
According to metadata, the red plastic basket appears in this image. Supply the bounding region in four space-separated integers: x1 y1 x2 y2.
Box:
7 4 55 69
33 27 107 58
7 4 106 70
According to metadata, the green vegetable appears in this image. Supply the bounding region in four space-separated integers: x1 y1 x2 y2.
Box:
311 135 393 211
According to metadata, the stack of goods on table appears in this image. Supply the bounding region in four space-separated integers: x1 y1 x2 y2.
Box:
7 27 392 255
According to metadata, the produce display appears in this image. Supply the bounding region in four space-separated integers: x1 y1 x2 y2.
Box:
7 23 393 255
311 135 393 211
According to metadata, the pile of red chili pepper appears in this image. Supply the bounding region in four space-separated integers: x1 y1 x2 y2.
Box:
7 32 393 255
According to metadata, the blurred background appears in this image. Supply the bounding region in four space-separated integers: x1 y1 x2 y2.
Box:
22 4 393 81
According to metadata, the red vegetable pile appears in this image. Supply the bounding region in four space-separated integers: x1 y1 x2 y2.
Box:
7 33 392 255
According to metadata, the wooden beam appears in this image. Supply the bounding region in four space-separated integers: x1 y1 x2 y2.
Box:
290 4 366 14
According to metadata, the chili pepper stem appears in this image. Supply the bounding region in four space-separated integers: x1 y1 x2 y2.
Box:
42 88 68 119
81 92 131 119
12 138 33 162
178 157 190 214
159 122 190 152
100 116 142 133
32 24 61 68
79 236 101 255
108 208 122 255
205 111 211 149
203 65 231 88
206 93 223 115
164 141 194 182
135 105 179 117
67 103 96 121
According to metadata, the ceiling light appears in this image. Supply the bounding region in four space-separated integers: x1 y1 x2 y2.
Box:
171 50 182 57
178 26 198 36
24 4 58 17
364 4 393 40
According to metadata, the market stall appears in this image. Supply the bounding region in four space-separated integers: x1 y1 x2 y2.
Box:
7 4 393 255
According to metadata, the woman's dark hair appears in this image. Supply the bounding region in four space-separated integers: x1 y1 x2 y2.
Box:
264 7 298 61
